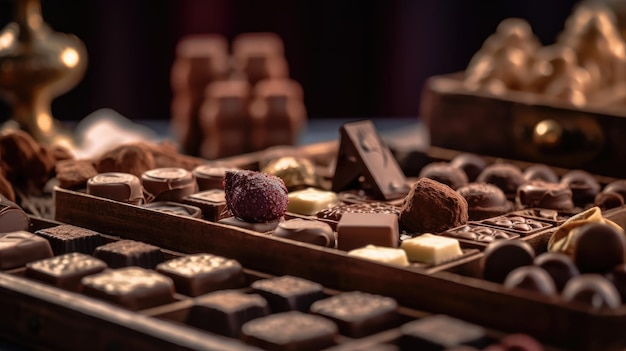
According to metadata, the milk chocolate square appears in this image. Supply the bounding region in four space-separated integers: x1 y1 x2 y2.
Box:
336 212 399 251
251 275 325 313
93 240 163 269
399 314 488 350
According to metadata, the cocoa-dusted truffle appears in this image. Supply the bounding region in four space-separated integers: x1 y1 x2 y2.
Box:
97 142 156 178
55 159 98 189
476 163 525 201
0 129 56 189
399 178 468 234
456 182 511 221
223 170 288 223
418 162 468 190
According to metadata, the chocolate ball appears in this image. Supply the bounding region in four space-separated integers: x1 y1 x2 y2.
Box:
523 164 559 183
594 192 624 211
449 153 487 182
607 263 626 303
481 240 535 283
603 180 626 201
573 222 626 274
560 170 600 208
562 274 621 309
418 162 468 190
141 168 198 203
534 252 579 292
399 178 468 234
503 266 557 295
457 183 511 221
97 143 156 178
476 163 525 201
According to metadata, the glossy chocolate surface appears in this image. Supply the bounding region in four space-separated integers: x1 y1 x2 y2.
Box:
0 231 54 270
481 215 551 236
25 252 107 291
562 274 621 309
573 223 626 274
523 164 559 183
503 266 557 295
534 252 579 292
273 218 335 247
0 195 30 233
443 225 517 243
317 202 400 222
449 153 487 182
560 170 601 207
141 167 198 202
476 163 525 201
516 180 574 211
87 172 144 205
457 183 511 221
418 162 469 190
481 240 535 283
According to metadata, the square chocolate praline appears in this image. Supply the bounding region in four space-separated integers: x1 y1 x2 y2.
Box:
25 253 107 291
93 240 163 269
336 213 399 251
35 224 103 255
181 189 227 222
80 267 175 311
186 290 270 338
155 253 245 296
241 311 337 351
310 291 398 338
251 275 325 313
399 314 489 350
0 231 54 270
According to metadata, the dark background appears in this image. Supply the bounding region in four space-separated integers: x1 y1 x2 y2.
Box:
0 0 581 122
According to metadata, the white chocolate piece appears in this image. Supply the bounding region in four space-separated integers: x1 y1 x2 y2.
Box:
287 188 339 215
400 234 463 265
347 245 409 267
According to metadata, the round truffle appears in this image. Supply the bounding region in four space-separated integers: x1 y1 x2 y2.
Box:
481 240 535 283
523 164 559 183
603 180 626 200
456 182 511 221
560 170 600 208
562 274 621 309
88 172 144 205
192 165 240 191
594 192 624 211
534 252 579 292
516 180 574 211
141 168 198 202
503 266 557 295
399 178 468 234
573 222 626 274
418 162 468 190
224 170 288 223
449 153 487 182
476 163 525 201
97 143 156 178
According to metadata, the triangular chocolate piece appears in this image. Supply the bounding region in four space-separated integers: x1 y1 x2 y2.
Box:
332 120 409 200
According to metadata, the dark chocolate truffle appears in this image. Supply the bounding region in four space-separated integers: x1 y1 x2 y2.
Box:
603 180 626 201
523 164 559 183
573 222 626 274
456 183 511 221
503 266 557 295
562 274 621 309
516 180 574 211
192 164 239 191
400 178 468 234
97 142 156 178
481 240 535 283
594 192 624 211
449 153 487 182
56 159 99 189
560 170 600 207
476 163 525 201
418 162 469 190
223 170 288 223
534 252 579 292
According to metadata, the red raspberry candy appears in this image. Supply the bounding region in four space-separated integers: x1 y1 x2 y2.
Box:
224 170 288 223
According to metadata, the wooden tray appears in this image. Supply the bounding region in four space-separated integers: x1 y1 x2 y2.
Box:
420 72 626 179
53 187 626 351
0 217 545 351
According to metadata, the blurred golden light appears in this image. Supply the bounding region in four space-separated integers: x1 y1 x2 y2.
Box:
60 48 79 68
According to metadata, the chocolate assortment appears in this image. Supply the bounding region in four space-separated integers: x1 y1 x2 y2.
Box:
0 218 551 351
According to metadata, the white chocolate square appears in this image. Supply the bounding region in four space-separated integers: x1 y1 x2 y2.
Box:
400 234 463 265
347 245 409 267
287 188 339 215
